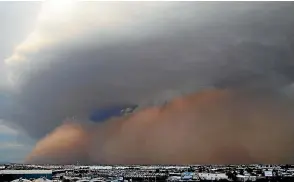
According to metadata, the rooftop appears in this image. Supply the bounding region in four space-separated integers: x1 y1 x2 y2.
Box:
0 170 52 174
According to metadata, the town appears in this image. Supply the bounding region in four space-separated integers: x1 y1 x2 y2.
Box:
1 164 294 182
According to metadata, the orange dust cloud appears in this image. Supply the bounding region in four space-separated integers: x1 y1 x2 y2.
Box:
26 89 294 165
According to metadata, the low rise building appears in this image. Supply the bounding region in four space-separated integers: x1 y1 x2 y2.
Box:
0 170 52 181
198 173 228 181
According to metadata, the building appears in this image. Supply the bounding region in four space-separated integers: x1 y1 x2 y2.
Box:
33 178 52 182
198 173 228 181
236 174 257 182
11 179 32 182
264 170 273 177
0 170 52 181
181 172 199 181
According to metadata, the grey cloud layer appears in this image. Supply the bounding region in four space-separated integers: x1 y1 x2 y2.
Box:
1 2 294 139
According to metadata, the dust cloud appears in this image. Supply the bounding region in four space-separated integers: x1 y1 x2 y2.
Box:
26 89 294 164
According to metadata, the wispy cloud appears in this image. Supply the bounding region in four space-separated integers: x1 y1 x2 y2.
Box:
0 121 18 135
0 142 24 149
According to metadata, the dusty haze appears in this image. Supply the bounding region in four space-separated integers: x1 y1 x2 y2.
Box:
26 89 294 164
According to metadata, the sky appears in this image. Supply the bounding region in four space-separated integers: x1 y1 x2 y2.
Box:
1 1 294 164
0 2 41 162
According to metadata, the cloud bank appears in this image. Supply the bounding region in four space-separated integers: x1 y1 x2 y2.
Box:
1 1 294 164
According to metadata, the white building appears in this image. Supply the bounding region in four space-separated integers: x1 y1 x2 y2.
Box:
198 173 228 181
236 175 257 182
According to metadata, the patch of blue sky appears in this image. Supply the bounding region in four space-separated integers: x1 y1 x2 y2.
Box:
0 131 31 163
90 105 137 122
0 133 18 142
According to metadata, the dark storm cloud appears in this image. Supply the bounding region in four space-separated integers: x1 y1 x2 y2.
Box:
1 2 294 141
213 42 294 89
